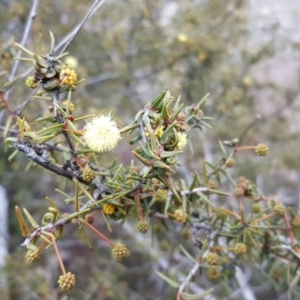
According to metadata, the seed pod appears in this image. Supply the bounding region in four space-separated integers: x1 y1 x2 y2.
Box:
41 67 57 79
42 78 60 91
34 54 49 69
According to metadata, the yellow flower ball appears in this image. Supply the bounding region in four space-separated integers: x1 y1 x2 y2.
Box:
60 65 78 86
176 132 188 150
255 143 269 156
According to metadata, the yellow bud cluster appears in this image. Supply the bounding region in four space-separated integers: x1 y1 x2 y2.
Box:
205 252 219 265
82 169 96 182
60 65 77 86
208 268 220 280
215 206 228 220
196 109 204 117
155 125 164 138
274 203 285 216
176 132 188 150
26 249 41 263
144 127 150 137
112 243 129 259
58 272 76 290
137 221 149 233
25 76 39 89
234 243 247 255
255 143 268 156
252 203 261 214
207 179 217 189
103 204 116 215
144 125 164 138
225 158 235 168
61 100 75 114
174 208 186 223
155 188 168 202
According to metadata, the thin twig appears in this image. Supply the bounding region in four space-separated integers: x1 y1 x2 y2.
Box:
5 0 40 102
180 187 209 196
58 0 106 55
84 221 115 247
134 191 143 221
13 140 110 194
50 233 66 275
176 231 217 300
20 204 94 247
4 0 106 119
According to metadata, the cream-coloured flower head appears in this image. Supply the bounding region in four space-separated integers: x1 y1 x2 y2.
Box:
83 114 121 153
176 132 188 150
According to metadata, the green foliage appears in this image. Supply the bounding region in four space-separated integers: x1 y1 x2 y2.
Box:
1 1 300 300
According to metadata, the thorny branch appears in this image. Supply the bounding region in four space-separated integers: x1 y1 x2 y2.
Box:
176 231 217 300
14 140 110 194
21 203 96 247
5 0 40 102
2 0 107 119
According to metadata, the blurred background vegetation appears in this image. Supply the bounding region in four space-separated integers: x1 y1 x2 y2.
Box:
1 0 300 299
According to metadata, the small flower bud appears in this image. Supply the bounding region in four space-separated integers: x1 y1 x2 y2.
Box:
25 76 39 89
252 203 261 214
205 252 219 265
58 272 76 290
26 249 41 263
176 132 188 150
155 188 168 202
60 65 78 86
207 179 217 189
155 125 164 138
234 187 244 197
274 203 285 216
225 158 235 168
61 101 75 114
112 243 129 259
174 208 186 223
215 206 228 220
144 127 150 137
137 221 149 233
82 169 96 182
255 143 268 156
234 243 247 255
196 109 204 117
208 268 220 280
103 204 116 215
